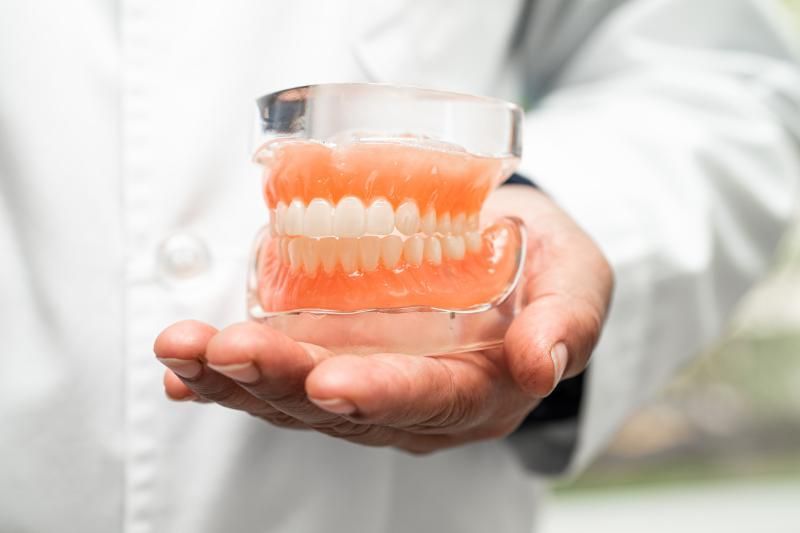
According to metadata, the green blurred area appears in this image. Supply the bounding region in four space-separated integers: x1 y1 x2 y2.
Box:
787 0 800 24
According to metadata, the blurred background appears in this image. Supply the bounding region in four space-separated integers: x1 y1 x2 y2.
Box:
539 221 800 531
539 5 800 530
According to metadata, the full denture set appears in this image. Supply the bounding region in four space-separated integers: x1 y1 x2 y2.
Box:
253 139 523 313
247 83 526 354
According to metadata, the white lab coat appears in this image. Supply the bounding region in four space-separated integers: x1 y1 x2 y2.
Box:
1 1 799 532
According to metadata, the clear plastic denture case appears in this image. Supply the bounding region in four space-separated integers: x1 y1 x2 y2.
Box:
248 83 526 356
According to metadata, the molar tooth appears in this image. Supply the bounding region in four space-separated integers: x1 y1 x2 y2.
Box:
380 236 403 269
452 213 466 235
318 237 338 274
436 212 451 234
465 231 482 252
421 208 437 235
424 237 442 265
337 238 359 273
284 199 305 236
466 213 479 231
359 237 381 272
366 198 395 235
443 235 466 260
304 199 333 237
287 238 303 271
403 236 424 266
269 209 278 237
395 201 420 236
333 196 366 238
279 237 290 264
275 201 287 235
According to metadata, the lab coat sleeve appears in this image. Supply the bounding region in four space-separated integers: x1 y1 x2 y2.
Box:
507 0 800 475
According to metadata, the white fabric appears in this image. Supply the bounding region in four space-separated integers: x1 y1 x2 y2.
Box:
1 1 798 532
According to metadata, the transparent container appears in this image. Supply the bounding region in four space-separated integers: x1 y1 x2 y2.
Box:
249 83 525 355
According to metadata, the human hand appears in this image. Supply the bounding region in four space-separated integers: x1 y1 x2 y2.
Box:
154 185 612 453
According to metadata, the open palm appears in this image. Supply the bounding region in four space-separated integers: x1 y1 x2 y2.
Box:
155 185 612 453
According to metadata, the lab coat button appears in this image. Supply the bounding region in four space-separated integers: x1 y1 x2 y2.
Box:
158 234 210 279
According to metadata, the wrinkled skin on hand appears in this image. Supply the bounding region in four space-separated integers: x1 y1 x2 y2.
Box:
154 186 613 454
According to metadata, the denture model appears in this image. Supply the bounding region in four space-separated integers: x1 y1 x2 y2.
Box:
248 137 526 356
247 83 526 356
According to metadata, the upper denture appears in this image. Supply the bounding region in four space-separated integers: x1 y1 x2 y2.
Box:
259 138 508 275
262 140 504 218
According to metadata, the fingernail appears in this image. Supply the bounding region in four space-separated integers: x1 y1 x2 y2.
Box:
550 342 568 389
158 357 202 379
207 362 260 384
168 392 199 402
309 397 357 416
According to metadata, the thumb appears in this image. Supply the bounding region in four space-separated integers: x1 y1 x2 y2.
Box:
505 293 605 397
504 221 613 397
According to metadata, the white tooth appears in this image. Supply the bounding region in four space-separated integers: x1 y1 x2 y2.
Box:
403 236 424 266
301 238 320 274
443 235 466 260
284 199 305 236
318 237 338 274
359 237 381 272
337 238 359 273
269 209 278 237
421 208 437 235
275 201 287 235
465 231 482 252
437 212 451 234
466 212 479 231
424 237 442 265
366 198 395 235
395 201 420 236
333 196 366 238
380 236 403 269
287 238 303 271
279 237 290 264
452 213 466 235
304 199 333 237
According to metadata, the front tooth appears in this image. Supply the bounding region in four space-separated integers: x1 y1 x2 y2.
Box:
443 235 466 260
304 199 333 237
424 237 442 264
359 237 381 271
452 213 466 235
333 196 366 237
465 231 482 252
421 208 437 235
466 212 479 231
284 200 305 236
287 238 303 271
275 201 287 235
318 237 338 274
437 212 451 234
403 236 424 266
301 238 320 274
337 238 359 273
395 201 420 235
380 236 403 268
366 198 394 235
